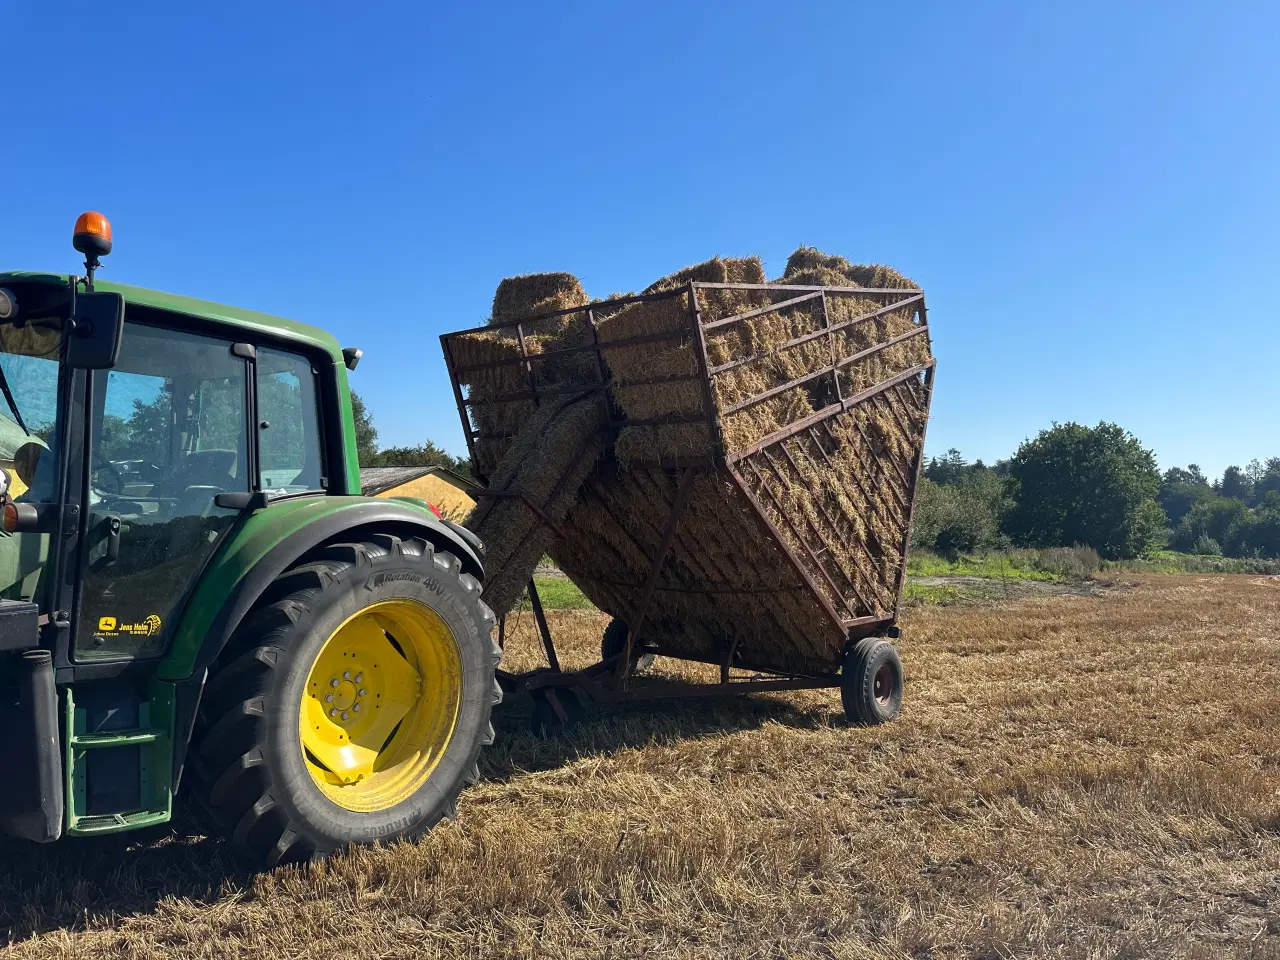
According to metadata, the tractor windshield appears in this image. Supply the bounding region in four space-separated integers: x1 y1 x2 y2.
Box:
0 316 62 603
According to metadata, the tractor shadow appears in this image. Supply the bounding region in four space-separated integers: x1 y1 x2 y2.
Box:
0 806 256 945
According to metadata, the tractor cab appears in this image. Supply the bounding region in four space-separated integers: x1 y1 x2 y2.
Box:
0 214 362 842
0 273 333 666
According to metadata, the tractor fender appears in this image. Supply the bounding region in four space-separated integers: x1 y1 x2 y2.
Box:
158 496 484 684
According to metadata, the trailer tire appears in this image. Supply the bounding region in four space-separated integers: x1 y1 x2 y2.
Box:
600 617 655 674
841 637 903 725
190 534 501 867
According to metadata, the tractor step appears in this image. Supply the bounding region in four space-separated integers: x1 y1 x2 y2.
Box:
71 728 164 749
64 685 175 835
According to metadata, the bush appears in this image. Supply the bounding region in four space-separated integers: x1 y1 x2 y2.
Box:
1192 534 1222 556
1171 497 1250 555
911 473 1007 557
1107 550 1280 575
1032 545 1102 579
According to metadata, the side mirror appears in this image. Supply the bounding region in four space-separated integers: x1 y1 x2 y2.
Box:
66 292 124 369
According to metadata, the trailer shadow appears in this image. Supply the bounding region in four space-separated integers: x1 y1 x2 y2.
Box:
481 678 834 783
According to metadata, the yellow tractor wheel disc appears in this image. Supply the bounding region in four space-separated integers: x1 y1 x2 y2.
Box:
299 599 463 812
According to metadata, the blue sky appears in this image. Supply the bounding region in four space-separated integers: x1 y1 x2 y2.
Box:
3 1 1276 479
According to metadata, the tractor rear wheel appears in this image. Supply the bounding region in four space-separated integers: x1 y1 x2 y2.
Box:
840 636 903 725
190 534 500 867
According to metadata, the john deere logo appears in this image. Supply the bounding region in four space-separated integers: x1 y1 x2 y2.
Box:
96 614 162 637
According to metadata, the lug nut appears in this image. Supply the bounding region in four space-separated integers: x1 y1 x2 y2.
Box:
329 708 337 717
330 679 339 688
358 689 367 697
354 674 363 683
341 712 349 721
353 704 361 712
343 671 350 679
325 694 334 703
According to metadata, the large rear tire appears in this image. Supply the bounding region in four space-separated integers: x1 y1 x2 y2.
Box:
190 534 500 867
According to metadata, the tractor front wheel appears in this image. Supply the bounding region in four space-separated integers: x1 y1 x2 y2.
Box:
191 534 500 867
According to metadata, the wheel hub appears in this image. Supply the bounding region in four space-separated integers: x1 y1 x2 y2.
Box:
328 677 362 714
299 600 462 809
873 663 894 705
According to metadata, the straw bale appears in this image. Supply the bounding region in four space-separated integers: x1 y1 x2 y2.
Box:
598 256 826 462
614 422 713 468
451 273 597 476
491 272 586 324
550 467 848 673
466 391 608 617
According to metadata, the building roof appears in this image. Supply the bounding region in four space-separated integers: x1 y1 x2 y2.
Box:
359 465 477 497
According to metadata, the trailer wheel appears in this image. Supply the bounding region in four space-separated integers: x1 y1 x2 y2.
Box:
601 617 655 674
190 534 501 867
530 688 585 735
841 637 903 725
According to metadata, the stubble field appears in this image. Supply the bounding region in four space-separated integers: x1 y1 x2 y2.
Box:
2 574 1278 959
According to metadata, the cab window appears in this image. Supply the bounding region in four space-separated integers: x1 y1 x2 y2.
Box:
257 347 324 494
78 322 248 660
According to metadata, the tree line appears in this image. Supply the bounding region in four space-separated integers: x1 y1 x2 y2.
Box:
354 391 1277 562
915 422 1280 560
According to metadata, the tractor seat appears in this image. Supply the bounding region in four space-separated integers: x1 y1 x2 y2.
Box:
152 449 240 504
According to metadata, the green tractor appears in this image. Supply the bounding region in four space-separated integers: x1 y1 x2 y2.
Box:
0 214 500 866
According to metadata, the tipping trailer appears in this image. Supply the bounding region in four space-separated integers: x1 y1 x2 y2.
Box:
441 274 935 729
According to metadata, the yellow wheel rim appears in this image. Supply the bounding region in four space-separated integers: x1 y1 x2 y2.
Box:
299 599 462 812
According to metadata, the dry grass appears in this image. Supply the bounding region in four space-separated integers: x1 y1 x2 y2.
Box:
5 575 1279 958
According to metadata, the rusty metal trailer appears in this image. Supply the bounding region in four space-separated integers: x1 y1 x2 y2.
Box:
440 279 935 728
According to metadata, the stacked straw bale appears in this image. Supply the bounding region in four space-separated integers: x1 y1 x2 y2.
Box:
465 390 608 617
447 273 598 477
547 466 848 675
596 256 820 465
722 247 933 617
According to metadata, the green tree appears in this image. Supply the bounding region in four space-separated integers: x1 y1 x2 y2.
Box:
350 391 379 466
1173 496 1251 555
1246 493 1280 557
1158 464 1214 527
1254 457 1280 504
1216 465 1253 503
911 470 1007 556
924 448 970 485
1002 422 1164 559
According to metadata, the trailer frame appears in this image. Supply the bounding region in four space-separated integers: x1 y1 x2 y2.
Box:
442 280 932 723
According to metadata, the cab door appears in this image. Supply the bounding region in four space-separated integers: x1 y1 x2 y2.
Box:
76 321 251 662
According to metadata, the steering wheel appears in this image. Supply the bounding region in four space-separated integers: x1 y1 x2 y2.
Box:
91 453 125 496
